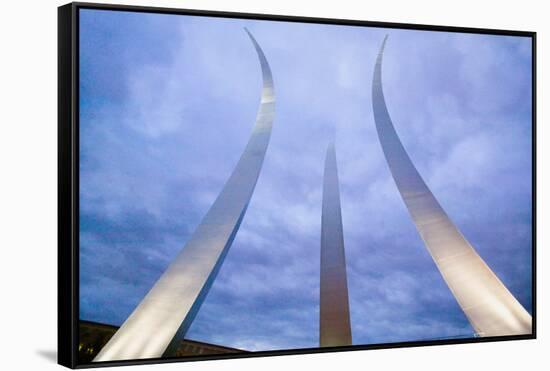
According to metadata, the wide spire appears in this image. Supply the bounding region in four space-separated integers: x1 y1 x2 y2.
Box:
371 35 531 337
94 28 276 361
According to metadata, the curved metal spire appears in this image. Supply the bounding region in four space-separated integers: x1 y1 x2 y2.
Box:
371 35 531 337
94 28 275 361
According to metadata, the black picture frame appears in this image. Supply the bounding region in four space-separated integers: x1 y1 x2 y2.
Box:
58 2 537 368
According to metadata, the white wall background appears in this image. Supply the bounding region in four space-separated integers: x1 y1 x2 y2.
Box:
0 0 546 370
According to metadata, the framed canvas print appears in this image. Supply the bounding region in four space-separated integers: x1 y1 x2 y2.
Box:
58 2 536 368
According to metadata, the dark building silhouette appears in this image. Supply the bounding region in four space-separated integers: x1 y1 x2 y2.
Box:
79 320 245 364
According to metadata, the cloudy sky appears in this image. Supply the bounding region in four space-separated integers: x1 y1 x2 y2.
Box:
78 9 533 352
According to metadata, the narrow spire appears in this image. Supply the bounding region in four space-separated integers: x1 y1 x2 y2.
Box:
320 143 352 347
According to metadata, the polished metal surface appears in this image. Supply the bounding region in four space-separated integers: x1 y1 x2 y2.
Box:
320 143 352 347
371 35 531 337
94 28 276 361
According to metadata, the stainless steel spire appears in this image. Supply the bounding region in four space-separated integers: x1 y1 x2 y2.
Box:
320 143 352 347
94 28 276 361
371 35 531 337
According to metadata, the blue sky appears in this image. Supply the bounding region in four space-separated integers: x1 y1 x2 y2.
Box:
79 9 533 352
